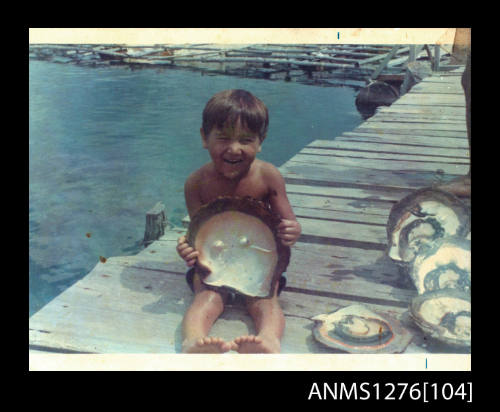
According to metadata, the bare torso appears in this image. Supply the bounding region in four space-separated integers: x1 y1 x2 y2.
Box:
199 160 270 204
185 159 293 220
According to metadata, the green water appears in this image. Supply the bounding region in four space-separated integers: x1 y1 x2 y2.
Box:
29 60 363 316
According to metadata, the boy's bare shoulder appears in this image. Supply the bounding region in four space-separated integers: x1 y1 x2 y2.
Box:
256 159 284 181
184 163 211 194
185 163 210 185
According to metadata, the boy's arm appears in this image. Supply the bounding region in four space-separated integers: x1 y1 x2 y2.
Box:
184 171 204 218
176 172 203 266
264 163 302 246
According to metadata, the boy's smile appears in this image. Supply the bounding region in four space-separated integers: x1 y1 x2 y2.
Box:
201 120 262 180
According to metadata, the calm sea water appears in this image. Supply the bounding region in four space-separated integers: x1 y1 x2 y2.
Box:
29 60 363 316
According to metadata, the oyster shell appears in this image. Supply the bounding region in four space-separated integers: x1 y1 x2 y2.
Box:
410 289 471 348
312 304 413 353
187 196 290 298
387 188 470 264
410 237 471 294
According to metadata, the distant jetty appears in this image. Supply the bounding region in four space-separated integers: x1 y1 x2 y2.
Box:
29 43 460 90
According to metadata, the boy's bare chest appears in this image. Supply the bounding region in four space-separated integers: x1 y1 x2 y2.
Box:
200 175 269 204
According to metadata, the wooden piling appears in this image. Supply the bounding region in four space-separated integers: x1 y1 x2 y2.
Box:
142 202 168 247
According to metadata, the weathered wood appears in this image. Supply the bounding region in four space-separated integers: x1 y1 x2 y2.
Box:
280 161 456 190
360 119 467 132
367 45 404 80
143 202 168 247
28 249 416 354
359 46 409 66
376 104 466 116
300 147 469 163
338 132 469 149
395 93 466 107
29 64 469 356
285 182 413 203
306 140 469 158
367 112 466 123
289 152 468 175
353 128 467 140
167 56 364 70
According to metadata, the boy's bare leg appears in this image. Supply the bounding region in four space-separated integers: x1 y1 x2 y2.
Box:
234 281 285 354
181 272 235 353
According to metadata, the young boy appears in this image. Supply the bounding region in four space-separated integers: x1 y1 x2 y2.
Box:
176 89 301 353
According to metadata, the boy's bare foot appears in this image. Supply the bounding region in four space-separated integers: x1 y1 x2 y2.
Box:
234 334 281 354
182 337 235 353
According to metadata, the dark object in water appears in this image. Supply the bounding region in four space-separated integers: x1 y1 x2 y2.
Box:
410 288 471 349
312 304 413 354
186 196 290 298
387 188 470 264
355 80 400 119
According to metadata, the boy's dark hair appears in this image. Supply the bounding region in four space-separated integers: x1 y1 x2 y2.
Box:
202 89 269 141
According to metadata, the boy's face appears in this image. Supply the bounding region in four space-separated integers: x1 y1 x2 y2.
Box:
201 119 262 180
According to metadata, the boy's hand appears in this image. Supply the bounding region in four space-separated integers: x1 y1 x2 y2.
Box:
176 235 199 267
277 219 301 247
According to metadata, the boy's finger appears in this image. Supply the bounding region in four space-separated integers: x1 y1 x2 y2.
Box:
177 235 186 244
279 227 299 234
184 251 199 261
176 243 190 252
278 219 292 228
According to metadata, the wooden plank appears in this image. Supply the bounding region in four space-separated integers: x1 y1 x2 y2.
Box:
285 182 413 203
280 161 460 190
289 153 469 175
353 126 467 139
376 105 466 117
305 140 469 158
169 55 362 70
288 241 416 305
360 120 466 132
395 93 466 107
298 216 387 246
339 132 469 149
299 147 469 163
292 205 389 226
367 113 466 124
410 84 464 94
418 76 463 84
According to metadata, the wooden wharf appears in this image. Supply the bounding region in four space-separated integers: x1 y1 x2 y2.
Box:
29 67 469 356
29 43 459 87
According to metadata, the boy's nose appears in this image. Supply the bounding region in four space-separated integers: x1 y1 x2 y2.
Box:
227 140 242 153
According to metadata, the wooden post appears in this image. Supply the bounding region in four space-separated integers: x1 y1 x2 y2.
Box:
409 45 416 63
434 45 441 71
143 202 168 247
368 45 400 82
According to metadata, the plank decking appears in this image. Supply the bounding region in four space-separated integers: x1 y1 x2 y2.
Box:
29 68 470 355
